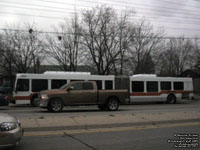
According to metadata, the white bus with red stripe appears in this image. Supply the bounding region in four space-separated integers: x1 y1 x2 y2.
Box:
129 74 193 103
13 72 115 105
13 72 193 105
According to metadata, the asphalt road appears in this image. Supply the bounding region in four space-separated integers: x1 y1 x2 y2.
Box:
7 124 200 150
1 100 200 150
0 100 200 118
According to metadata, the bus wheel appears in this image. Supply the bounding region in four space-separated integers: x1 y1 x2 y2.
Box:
31 98 40 107
48 98 63 112
106 98 119 111
167 94 176 104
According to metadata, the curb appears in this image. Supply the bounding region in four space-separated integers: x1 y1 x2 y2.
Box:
24 118 200 132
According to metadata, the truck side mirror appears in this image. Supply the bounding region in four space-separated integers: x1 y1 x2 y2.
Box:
67 86 73 92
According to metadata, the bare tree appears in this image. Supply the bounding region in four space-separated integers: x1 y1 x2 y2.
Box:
193 38 200 73
114 11 135 75
81 6 125 75
1 24 44 74
158 38 194 76
127 20 164 74
46 13 82 71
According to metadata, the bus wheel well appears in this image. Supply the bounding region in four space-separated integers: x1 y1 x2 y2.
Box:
167 94 176 104
30 94 39 106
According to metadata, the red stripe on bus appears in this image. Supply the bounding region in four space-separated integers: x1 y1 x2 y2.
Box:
14 93 38 100
130 90 193 96
14 96 32 100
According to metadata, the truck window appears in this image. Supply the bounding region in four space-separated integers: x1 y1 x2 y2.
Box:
161 82 171 90
83 82 93 90
16 79 29 91
147 81 158 92
51 80 67 89
71 82 83 90
105 81 113 89
174 82 184 90
32 79 48 92
132 81 144 92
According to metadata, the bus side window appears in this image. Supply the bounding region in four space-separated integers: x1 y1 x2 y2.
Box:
105 80 113 90
16 79 29 91
89 80 102 90
32 79 48 92
51 80 67 89
147 81 158 92
161 82 171 90
174 82 184 90
132 81 144 92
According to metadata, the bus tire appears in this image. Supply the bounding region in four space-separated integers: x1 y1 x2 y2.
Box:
106 98 119 111
48 98 63 112
31 97 38 107
167 94 176 104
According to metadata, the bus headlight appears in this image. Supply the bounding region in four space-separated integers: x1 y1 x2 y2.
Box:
41 94 48 100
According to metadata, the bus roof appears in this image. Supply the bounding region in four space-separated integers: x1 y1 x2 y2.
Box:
43 71 91 75
16 73 115 80
130 74 192 82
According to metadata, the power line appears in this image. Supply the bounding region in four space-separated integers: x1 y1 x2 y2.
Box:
1 3 200 26
0 0 74 11
1 3 200 24
1 28 200 39
132 16 200 25
78 0 200 15
1 10 200 28
155 26 200 31
157 0 200 9
0 9 199 27
0 1 199 32
1 0 200 20
0 11 65 20
134 10 200 21
1 0 200 26
0 4 75 14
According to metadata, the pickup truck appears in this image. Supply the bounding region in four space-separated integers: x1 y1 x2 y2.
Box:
39 81 129 112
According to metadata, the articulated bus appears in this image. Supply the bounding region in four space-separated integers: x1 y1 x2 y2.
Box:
13 72 193 105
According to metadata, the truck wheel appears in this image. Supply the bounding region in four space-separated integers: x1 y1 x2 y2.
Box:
167 94 176 104
98 104 106 111
48 98 63 112
106 98 119 111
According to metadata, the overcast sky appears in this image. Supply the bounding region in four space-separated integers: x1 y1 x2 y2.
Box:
0 0 200 38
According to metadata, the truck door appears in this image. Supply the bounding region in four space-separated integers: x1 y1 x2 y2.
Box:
66 82 97 104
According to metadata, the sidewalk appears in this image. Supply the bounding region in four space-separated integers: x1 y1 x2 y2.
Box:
19 111 200 131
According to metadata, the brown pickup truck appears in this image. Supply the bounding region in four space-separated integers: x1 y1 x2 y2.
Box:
39 81 129 112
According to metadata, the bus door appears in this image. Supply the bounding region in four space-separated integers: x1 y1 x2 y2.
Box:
14 79 30 104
